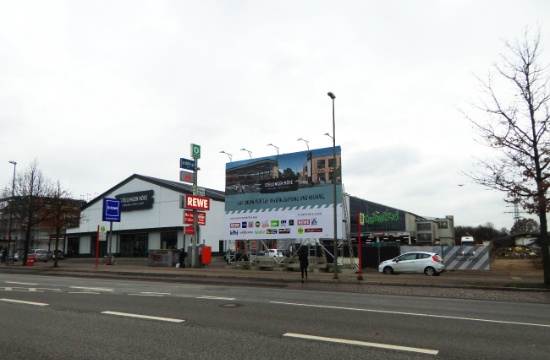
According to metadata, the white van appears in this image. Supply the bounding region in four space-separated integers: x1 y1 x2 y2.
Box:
460 236 475 246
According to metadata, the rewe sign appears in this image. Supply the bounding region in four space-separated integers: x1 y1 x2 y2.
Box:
184 210 206 225
185 194 210 211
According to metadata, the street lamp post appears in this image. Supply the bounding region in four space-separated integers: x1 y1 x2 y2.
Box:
297 138 310 150
267 143 280 155
8 161 17 266
327 91 338 279
219 151 233 161
240 148 253 158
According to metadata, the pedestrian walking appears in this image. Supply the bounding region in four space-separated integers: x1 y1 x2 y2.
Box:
179 247 186 268
1 248 7 264
298 247 309 283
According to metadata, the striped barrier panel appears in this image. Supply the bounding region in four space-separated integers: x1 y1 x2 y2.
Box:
400 246 490 271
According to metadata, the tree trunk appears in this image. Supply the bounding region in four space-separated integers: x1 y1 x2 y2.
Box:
539 212 550 285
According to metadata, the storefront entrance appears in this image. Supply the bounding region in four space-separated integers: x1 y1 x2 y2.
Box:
120 233 148 257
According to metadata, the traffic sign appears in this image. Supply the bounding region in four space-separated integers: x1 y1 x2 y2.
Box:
196 187 205 196
180 158 196 171
191 143 201 159
102 198 121 222
179 170 194 183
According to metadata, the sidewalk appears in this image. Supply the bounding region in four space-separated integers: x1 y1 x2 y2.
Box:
2 258 550 304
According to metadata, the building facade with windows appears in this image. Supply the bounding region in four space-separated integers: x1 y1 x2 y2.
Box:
348 196 455 245
65 174 225 258
63 174 454 258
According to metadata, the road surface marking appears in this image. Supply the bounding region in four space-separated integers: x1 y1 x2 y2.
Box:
5 281 38 286
70 286 114 292
101 311 184 323
271 301 550 328
128 293 165 297
139 292 171 295
197 296 236 301
68 292 100 294
0 298 49 306
283 333 438 355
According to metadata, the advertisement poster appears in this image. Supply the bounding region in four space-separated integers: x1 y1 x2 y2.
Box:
224 146 342 240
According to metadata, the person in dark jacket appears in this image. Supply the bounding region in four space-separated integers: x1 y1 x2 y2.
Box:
298 247 309 283
179 248 186 268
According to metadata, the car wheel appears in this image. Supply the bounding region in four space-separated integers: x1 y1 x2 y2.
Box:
424 267 436 276
383 266 394 275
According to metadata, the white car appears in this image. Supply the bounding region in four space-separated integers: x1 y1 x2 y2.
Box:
378 251 444 276
265 249 283 257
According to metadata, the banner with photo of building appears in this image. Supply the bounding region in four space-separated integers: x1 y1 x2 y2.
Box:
224 146 343 240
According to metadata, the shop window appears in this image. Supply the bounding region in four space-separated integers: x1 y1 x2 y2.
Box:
161 231 178 249
417 222 432 231
67 237 80 257
317 159 326 169
417 233 432 242
328 158 336 168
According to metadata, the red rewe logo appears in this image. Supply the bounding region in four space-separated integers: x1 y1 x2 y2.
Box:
230 223 241 228
297 219 310 225
185 195 210 210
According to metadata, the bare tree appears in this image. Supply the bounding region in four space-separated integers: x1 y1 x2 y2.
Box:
510 218 540 234
465 29 550 285
45 181 83 267
12 160 53 265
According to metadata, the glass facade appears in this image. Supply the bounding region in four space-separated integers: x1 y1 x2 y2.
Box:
120 233 148 257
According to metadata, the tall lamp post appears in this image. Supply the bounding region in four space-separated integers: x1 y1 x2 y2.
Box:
8 161 17 266
267 143 279 155
297 138 309 150
220 151 233 161
327 91 338 279
240 148 253 158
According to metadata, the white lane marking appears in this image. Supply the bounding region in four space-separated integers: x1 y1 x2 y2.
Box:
271 301 550 328
70 286 114 292
101 311 184 323
284 333 439 355
0 287 60 292
197 296 236 301
128 293 165 297
5 281 38 286
139 292 171 296
0 298 49 306
68 292 100 295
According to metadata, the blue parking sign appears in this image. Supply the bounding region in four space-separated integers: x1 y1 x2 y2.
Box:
102 198 121 222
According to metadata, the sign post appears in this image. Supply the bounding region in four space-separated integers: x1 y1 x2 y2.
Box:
102 198 121 265
190 143 201 268
357 212 364 280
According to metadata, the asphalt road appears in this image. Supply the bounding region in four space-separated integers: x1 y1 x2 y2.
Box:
1 273 549 359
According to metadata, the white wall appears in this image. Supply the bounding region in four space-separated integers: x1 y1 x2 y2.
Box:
67 177 225 254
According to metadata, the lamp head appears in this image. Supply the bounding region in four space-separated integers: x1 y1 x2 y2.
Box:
327 92 335 99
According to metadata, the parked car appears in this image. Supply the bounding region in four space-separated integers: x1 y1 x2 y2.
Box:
265 249 283 257
5 251 19 262
28 249 49 263
52 249 65 260
378 251 444 276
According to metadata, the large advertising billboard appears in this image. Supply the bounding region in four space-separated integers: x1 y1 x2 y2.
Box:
224 146 343 240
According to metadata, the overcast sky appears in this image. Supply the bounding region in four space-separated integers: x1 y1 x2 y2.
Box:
1 1 549 230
